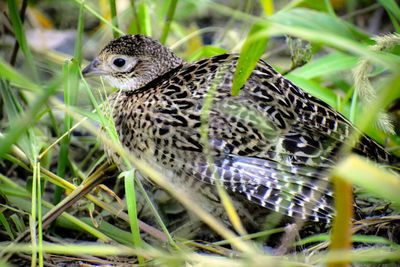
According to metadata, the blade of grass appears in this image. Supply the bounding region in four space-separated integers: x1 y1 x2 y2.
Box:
379 0 400 22
0 59 40 92
108 0 119 38
0 212 14 240
0 79 33 160
124 171 144 264
328 175 353 267
232 21 269 95
333 155 400 204
73 0 125 36
290 52 358 79
54 2 84 204
7 0 39 82
388 12 400 33
129 0 141 34
54 61 73 205
255 20 399 69
9 0 27 66
324 0 336 17
0 193 115 262
134 178 179 249
0 78 61 160
260 0 274 16
270 8 353 39
194 0 258 23
36 160 44 267
80 78 148 251
187 46 229 62
296 234 400 247
74 3 84 65
160 0 178 44
30 160 38 266
138 1 152 36
10 213 26 233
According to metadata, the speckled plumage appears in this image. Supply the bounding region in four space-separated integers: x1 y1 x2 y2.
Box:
82 35 397 226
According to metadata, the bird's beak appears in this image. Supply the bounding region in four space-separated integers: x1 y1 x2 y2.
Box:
82 57 108 77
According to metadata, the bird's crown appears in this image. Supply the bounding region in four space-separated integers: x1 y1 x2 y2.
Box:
82 34 182 91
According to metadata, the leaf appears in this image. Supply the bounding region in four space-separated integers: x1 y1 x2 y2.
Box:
0 59 40 92
0 212 14 239
290 52 358 79
231 21 269 95
333 155 400 204
108 0 119 38
160 0 178 44
123 170 144 264
7 0 39 82
138 1 152 36
255 9 399 69
0 79 60 160
329 175 353 266
379 0 400 22
296 234 400 247
187 46 229 62
269 8 353 39
260 0 274 16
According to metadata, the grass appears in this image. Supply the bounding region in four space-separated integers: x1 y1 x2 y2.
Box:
1 0 400 266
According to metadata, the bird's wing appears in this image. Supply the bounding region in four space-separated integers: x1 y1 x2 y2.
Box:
242 59 394 164
191 106 337 221
177 151 335 221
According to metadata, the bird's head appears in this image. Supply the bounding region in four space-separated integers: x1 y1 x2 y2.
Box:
82 34 183 91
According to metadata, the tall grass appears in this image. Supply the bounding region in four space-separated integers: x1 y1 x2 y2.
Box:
1 0 400 266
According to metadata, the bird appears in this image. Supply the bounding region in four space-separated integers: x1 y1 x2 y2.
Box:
82 34 397 228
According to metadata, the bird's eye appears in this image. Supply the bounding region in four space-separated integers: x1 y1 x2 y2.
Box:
113 58 126 67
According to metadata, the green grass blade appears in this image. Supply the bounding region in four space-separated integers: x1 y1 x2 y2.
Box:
329 176 353 266
7 0 39 82
0 212 14 240
296 234 400 247
388 12 400 33
59 217 134 245
134 179 179 249
324 0 336 17
53 3 84 204
73 0 125 36
379 0 400 22
334 155 400 204
256 21 399 69
108 0 119 38
138 1 152 36
54 61 74 205
123 171 144 264
74 2 84 64
0 79 33 160
0 79 60 160
271 8 353 39
10 213 25 233
290 52 358 79
187 46 229 62
128 0 141 34
0 59 40 92
231 21 269 95
260 0 274 16
160 0 178 44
